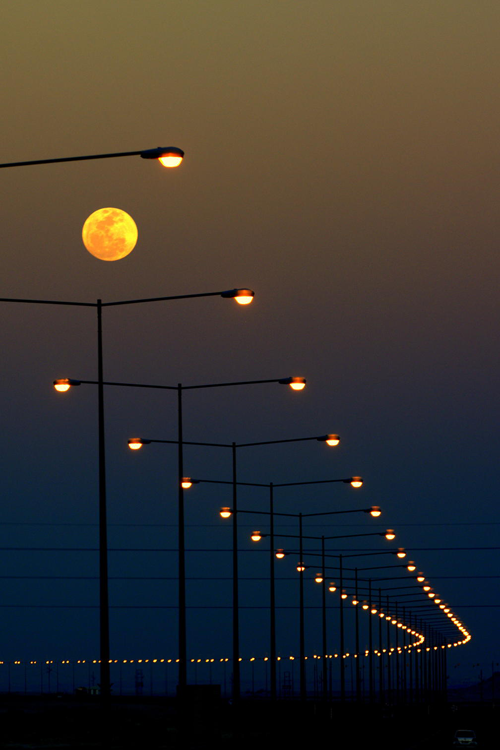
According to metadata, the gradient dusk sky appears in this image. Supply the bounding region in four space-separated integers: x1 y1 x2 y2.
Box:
0 1 499 690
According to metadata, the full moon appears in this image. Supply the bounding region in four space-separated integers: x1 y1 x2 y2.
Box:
82 207 138 261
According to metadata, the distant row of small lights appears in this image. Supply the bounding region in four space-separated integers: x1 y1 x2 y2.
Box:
3 641 463 667
412 565 471 647
4 659 182 666
312 550 470 650
245 529 469 650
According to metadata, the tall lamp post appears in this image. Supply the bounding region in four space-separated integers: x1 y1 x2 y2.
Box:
10 286 255 698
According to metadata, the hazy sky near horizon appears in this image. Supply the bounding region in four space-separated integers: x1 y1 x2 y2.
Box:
0 1 499 688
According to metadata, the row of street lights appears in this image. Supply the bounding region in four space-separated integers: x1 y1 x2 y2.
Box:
2 144 469 705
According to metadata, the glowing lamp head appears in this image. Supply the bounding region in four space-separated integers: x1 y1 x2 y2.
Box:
220 288 255 305
328 583 337 593
362 601 369 610
158 151 184 168
321 434 340 447
275 549 285 559
407 561 416 572
128 438 144 451
53 378 80 392
370 506 382 518
233 289 255 305
181 478 193 489
341 590 348 600
140 146 184 167
416 574 425 583
296 562 306 573
396 548 406 559
278 376 307 390
423 584 431 591
251 531 262 542
220 507 232 519
314 573 324 584
385 529 396 541
352 597 359 606
54 379 71 393
350 477 363 488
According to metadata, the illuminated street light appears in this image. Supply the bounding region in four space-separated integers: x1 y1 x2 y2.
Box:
350 477 363 488
370 506 382 518
128 438 151 450
278 376 307 390
220 507 232 519
318 434 340 447
141 147 184 167
220 288 255 305
0 145 185 169
53 378 81 392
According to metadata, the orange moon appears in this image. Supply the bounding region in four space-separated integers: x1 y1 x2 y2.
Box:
82 207 138 261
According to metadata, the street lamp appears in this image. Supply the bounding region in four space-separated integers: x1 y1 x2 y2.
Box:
0 146 185 169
